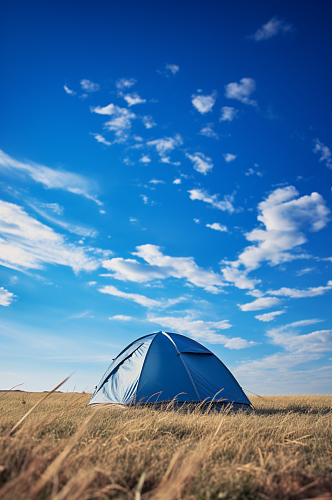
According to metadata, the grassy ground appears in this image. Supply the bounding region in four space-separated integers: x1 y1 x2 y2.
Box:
0 392 331 500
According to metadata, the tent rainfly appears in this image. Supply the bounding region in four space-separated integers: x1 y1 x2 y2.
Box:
89 331 251 409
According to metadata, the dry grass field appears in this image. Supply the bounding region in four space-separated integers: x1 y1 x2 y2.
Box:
0 390 331 500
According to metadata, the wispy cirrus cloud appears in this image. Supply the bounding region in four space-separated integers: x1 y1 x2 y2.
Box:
255 310 286 322
0 150 102 206
80 79 100 92
186 152 214 175
267 281 332 298
165 64 179 75
0 201 108 274
225 78 257 106
239 296 282 312
313 139 332 169
142 115 157 129
99 284 186 309
191 91 217 114
0 287 15 307
147 314 257 348
188 188 235 214
102 244 226 293
64 85 76 96
250 16 293 42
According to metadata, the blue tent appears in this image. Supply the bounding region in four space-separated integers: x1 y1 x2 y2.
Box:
89 331 251 408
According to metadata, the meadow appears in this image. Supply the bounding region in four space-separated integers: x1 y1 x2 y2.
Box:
0 391 331 500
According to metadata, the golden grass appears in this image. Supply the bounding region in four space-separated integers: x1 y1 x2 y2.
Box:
0 392 331 500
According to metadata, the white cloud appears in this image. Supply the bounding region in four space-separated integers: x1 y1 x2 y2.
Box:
140 195 149 205
313 139 332 169
224 78 257 106
99 285 186 309
147 134 183 158
267 281 332 298
186 152 214 175
165 64 179 75
222 186 330 283
38 203 63 215
102 244 226 293
250 17 293 41
191 91 217 114
0 201 105 274
199 124 219 139
220 106 238 122
255 310 286 322
0 150 102 206
173 178 181 185
222 267 260 290
160 157 181 166
239 296 282 311
223 153 237 163
116 78 136 90
148 315 256 348
149 179 165 185
206 223 228 232
194 218 200 224
109 315 135 321
91 133 112 146
121 92 146 107
80 79 100 92
188 189 235 214
0 287 15 307
139 155 151 164
64 85 76 96
295 267 316 276
142 115 157 129
91 103 136 143
245 167 263 177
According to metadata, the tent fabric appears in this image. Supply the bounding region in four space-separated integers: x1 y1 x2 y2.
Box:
89 331 251 407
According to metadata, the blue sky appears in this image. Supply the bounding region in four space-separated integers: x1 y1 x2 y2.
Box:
1 0 331 395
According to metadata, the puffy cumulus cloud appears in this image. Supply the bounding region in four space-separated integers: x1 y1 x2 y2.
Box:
0 201 106 274
191 91 217 114
223 153 237 163
224 78 257 106
188 189 235 214
313 139 332 169
0 287 15 307
220 106 238 122
239 296 282 311
139 155 151 164
222 186 330 285
99 284 186 309
245 167 263 177
147 134 183 159
0 150 102 206
173 178 181 185
186 152 214 175
250 16 293 41
149 179 165 185
121 92 146 107
116 78 136 90
222 267 260 290
142 115 157 129
206 223 228 232
267 281 332 298
148 315 257 348
64 85 76 96
165 64 179 75
199 124 219 139
90 103 136 143
80 79 100 92
91 133 111 146
255 310 286 322
102 244 226 293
